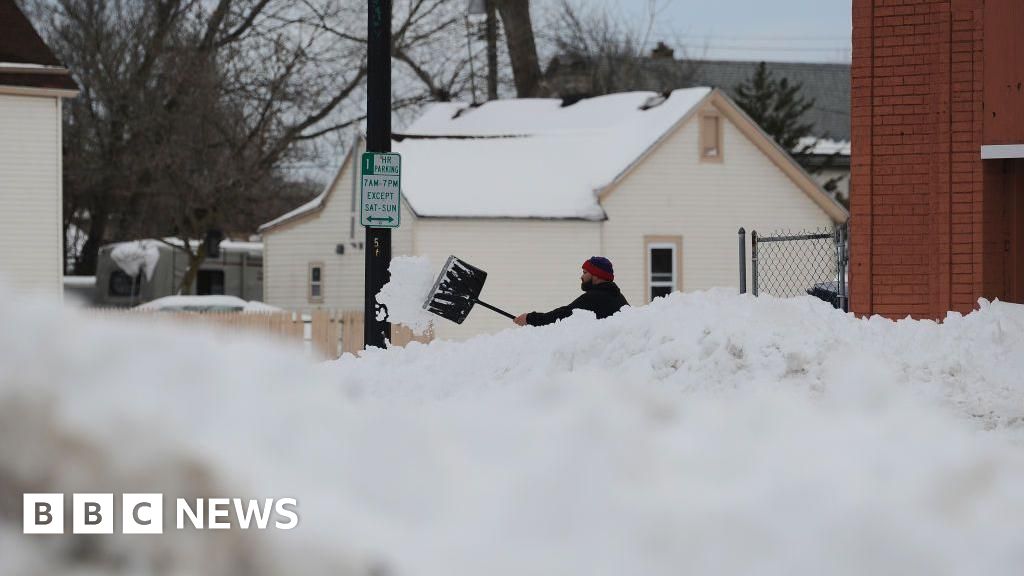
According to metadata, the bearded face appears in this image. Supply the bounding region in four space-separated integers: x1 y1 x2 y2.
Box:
581 271 594 291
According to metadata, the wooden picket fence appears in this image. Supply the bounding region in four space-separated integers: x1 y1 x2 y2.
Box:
86 308 431 359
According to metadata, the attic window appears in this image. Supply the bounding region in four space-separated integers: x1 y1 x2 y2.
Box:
700 114 722 162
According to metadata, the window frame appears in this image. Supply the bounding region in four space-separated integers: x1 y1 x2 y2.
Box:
699 111 724 163
644 235 683 303
308 262 324 303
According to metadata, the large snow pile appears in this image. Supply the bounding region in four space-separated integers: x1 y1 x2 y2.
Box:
2 286 1024 575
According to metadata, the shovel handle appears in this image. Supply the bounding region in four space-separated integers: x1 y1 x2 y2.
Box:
474 298 516 320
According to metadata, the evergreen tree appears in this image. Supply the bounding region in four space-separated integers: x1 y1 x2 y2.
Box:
734 62 816 152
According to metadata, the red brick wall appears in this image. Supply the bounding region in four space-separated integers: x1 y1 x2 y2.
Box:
982 0 1024 145
850 0 984 319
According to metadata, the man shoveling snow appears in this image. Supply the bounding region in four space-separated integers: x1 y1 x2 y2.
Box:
514 256 629 327
420 255 628 330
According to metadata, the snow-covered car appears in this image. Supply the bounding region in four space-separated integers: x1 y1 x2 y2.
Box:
134 295 281 313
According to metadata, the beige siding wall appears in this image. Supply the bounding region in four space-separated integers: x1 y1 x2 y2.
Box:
0 94 62 298
263 151 415 313
601 102 836 305
414 219 601 340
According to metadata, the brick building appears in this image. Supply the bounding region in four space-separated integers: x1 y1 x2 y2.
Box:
851 0 1024 318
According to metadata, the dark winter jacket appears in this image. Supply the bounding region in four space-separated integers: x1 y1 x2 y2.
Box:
526 282 629 327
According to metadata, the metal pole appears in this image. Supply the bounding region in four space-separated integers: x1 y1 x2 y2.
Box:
837 224 848 312
738 227 747 294
751 230 759 296
464 16 478 104
485 0 498 100
365 0 392 349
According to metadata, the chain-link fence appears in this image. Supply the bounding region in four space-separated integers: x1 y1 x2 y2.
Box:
738 224 849 311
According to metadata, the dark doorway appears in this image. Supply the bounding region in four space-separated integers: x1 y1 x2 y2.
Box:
197 269 225 295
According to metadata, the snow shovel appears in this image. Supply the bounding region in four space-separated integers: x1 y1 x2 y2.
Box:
423 255 515 324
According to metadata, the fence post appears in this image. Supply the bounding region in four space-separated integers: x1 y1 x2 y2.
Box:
837 223 849 312
751 230 759 296
738 227 747 294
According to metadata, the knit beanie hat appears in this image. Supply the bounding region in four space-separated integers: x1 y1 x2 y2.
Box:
582 256 614 281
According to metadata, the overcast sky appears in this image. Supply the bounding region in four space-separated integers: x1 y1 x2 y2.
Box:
537 0 852 63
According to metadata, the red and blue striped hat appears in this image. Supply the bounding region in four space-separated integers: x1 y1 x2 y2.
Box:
582 256 614 281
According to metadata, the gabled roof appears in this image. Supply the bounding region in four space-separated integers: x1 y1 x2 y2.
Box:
261 88 712 230
261 87 847 233
0 0 78 93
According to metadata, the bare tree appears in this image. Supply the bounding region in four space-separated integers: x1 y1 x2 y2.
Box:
30 0 484 291
540 0 702 99
495 0 544 97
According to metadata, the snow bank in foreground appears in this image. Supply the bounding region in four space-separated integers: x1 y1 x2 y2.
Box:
2 287 1024 575
376 256 437 334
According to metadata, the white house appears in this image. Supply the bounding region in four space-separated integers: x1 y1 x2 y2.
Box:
0 0 78 298
259 88 848 341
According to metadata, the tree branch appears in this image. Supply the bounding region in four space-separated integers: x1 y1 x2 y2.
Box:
215 0 273 47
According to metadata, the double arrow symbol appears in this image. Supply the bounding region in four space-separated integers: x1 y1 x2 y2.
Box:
366 216 394 223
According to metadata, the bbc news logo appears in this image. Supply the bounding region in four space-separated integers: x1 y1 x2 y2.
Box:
24 494 299 534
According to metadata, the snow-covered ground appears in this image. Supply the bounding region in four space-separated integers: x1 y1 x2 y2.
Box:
2 284 1024 575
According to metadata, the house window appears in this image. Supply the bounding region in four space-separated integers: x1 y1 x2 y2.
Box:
700 113 722 162
197 270 225 295
645 236 682 302
309 263 324 302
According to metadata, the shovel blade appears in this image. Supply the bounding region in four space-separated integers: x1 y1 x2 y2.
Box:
423 255 488 324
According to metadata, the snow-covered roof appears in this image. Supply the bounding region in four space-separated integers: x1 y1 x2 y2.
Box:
407 90 706 136
104 238 264 255
395 133 610 219
62 275 96 287
159 238 263 254
260 88 714 229
0 62 67 70
397 88 711 219
795 137 851 156
135 295 281 313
